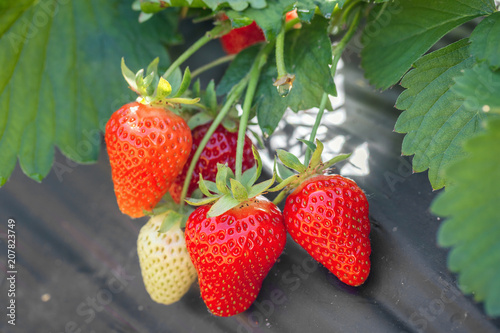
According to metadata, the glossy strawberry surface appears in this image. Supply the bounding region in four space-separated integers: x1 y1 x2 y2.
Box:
220 20 266 55
283 175 371 286
185 196 286 316
105 102 192 218
169 123 255 203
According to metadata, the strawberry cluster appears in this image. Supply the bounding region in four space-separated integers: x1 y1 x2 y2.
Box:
104 9 371 319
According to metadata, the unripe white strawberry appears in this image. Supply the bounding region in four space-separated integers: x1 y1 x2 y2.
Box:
137 212 197 305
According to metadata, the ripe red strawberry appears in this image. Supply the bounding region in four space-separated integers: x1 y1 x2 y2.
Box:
219 17 265 55
169 123 255 203
220 10 299 54
105 102 192 218
185 196 287 316
283 174 371 286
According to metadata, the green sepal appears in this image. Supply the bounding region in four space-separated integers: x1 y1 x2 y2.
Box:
207 193 240 218
187 112 214 129
146 56 160 78
230 178 249 201
138 12 154 23
159 210 186 233
163 97 200 104
143 71 157 94
197 174 217 197
248 173 275 198
241 164 258 187
204 180 220 194
204 80 218 114
135 69 148 96
298 138 317 152
270 140 352 205
323 153 352 169
192 79 201 97
273 158 284 183
276 159 295 180
171 67 192 98
268 172 299 192
144 57 160 94
277 149 306 173
222 118 238 132
142 205 170 216
244 146 263 187
185 196 219 206
122 57 199 107
215 164 234 194
250 129 265 149
121 58 138 93
308 139 324 168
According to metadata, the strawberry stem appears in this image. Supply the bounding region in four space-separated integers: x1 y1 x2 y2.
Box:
331 6 362 78
303 93 329 166
163 24 229 80
235 43 273 181
179 73 250 212
273 21 296 97
275 24 287 79
191 54 236 79
304 8 362 165
272 186 288 206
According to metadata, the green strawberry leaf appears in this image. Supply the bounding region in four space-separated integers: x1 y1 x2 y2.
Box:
0 1 181 186
295 0 345 20
137 0 266 12
255 15 336 136
431 117 500 317
217 45 261 96
218 16 335 136
452 62 500 114
395 39 489 190
226 0 341 41
469 11 500 69
361 0 495 90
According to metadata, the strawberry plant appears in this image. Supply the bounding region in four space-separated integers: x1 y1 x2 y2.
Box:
1 0 500 327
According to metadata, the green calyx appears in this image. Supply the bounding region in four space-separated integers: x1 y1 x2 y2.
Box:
121 57 199 108
185 146 275 218
269 140 351 202
142 193 193 232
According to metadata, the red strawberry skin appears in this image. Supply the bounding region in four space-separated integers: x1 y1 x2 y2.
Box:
105 102 192 218
185 196 287 316
283 175 371 286
169 123 255 203
220 20 266 55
